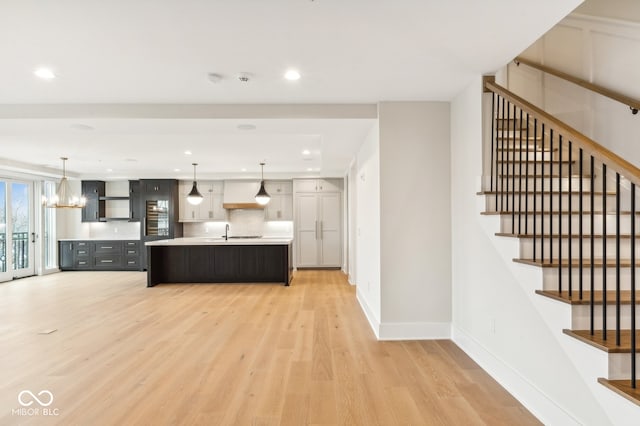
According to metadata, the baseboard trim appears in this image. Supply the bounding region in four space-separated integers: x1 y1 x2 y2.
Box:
452 325 581 426
356 287 380 339
379 321 451 340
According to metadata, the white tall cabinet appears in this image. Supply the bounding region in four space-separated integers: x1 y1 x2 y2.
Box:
294 179 343 268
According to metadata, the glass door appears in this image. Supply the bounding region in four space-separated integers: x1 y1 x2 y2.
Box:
0 180 35 282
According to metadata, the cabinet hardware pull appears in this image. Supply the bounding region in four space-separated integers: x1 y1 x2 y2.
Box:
320 221 323 239
79 261 86 265
315 220 318 240
101 246 113 249
101 260 113 263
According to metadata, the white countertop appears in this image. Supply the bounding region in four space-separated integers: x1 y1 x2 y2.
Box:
145 237 293 246
58 238 139 241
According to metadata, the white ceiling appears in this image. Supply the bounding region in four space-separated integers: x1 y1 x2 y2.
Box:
0 0 582 179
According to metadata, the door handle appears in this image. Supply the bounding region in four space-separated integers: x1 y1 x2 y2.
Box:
320 221 323 239
31 232 36 243
143 217 147 236
315 220 318 240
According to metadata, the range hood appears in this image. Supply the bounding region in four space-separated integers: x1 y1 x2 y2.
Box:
223 180 263 209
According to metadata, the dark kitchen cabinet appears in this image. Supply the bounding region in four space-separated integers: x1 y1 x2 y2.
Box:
59 241 74 269
129 180 141 222
139 179 182 270
58 240 140 271
81 181 105 222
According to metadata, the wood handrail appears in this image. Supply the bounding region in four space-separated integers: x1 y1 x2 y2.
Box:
485 80 640 187
514 56 640 115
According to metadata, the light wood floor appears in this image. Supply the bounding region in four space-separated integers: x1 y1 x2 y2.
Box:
0 270 540 425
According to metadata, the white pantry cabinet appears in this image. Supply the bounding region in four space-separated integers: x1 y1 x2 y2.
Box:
294 179 342 267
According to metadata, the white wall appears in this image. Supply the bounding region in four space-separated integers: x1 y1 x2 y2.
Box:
347 159 358 284
355 123 382 331
378 102 451 339
508 13 640 167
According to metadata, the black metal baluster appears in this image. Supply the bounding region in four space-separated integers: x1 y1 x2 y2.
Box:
550 129 554 264
519 108 523 234
501 97 506 212
541 124 546 263
533 119 538 260
632 183 636 389
579 148 584 300
525 114 530 237
569 141 573 296
558 135 563 294
616 173 621 347
590 156 595 335
491 93 496 194
510 103 515 234
603 164 608 341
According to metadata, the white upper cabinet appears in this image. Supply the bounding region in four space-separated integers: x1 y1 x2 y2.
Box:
293 178 343 193
264 180 293 221
179 180 225 222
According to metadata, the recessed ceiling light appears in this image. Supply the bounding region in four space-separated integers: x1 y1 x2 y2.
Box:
285 69 301 81
184 151 192 156
106 168 113 172
237 124 256 131
125 158 137 162
307 168 313 172
34 67 56 80
302 149 311 155
241 168 247 172
174 168 181 172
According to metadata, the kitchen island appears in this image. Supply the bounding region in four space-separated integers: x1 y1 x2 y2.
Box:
145 237 293 287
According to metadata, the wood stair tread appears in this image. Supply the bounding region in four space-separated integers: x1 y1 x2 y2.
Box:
482 210 638 215
496 232 640 239
497 147 558 152
563 329 640 353
497 159 574 164
597 379 640 407
536 289 640 305
495 135 544 140
477 190 615 196
497 174 591 178
514 258 640 268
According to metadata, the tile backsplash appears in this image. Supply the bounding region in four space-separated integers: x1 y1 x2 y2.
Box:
183 209 293 238
88 222 140 239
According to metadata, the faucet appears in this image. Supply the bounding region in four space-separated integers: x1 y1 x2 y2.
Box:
224 223 229 241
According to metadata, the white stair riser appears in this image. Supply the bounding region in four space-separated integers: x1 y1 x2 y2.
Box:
519 238 640 260
542 268 639 291
498 151 553 162
572 304 640 330
498 177 592 192
500 214 638 235
497 162 575 176
484 193 616 212
608 353 640 379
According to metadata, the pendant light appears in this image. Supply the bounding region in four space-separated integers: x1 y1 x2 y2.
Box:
255 162 270 205
45 157 87 208
187 163 204 205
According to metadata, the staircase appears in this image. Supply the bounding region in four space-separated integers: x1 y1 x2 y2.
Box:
482 78 640 409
